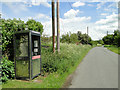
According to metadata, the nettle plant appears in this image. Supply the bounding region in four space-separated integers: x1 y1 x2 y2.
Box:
1 56 15 82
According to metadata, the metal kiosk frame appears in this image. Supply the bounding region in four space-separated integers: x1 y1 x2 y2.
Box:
14 30 41 80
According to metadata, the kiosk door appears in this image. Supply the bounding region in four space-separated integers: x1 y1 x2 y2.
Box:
32 35 40 77
15 34 29 78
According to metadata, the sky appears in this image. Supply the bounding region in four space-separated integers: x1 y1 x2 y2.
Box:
0 0 119 40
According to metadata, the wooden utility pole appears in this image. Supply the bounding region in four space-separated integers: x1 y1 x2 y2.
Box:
87 26 88 35
52 0 55 53
57 0 60 52
107 31 108 35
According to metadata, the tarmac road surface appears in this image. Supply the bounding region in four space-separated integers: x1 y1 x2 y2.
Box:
69 47 118 88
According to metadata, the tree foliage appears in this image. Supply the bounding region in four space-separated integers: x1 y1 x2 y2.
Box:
69 33 79 43
102 35 114 45
60 33 70 43
1 18 44 59
102 30 120 47
77 31 91 44
41 34 52 44
26 19 43 34
60 31 92 44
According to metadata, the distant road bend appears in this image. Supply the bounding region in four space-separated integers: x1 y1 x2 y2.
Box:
69 47 118 88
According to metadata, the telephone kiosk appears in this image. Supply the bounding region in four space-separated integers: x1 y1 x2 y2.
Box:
14 30 41 80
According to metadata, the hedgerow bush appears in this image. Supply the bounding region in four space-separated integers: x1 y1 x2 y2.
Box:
1 18 43 58
1 56 15 82
104 45 112 47
102 30 120 47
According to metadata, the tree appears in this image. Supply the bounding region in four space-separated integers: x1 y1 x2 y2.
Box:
77 31 91 44
98 40 104 45
113 30 120 47
26 19 44 35
1 18 44 60
69 33 79 43
102 35 114 45
77 31 82 42
102 30 120 47
60 33 70 43
60 31 92 45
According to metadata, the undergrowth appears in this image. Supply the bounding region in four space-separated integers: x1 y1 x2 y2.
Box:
3 43 92 88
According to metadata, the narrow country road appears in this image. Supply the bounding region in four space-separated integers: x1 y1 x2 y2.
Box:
69 47 118 88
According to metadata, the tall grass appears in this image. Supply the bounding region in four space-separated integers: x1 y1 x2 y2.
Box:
41 43 91 74
3 43 92 88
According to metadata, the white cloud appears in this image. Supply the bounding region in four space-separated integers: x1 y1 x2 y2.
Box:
34 13 50 20
33 13 51 23
1 0 23 2
3 0 48 2
72 1 85 7
59 16 91 35
31 0 40 6
4 2 28 14
42 15 92 39
3 1 51 15
104 8 109 11
3 0 51 8
42 13 118 40
101 13 107 16
87 4 94 7
30 0 51 7
108 2 118 8
24 12 117 40
40 12 118 40
1 0 119 2
2 1 118 40
103 2 118 14
96 2 106 9
41 2 51 7
19 13 51 23
96 13 118 25
64 9 82 18
62 16 91 23
94 13 118 38
0 12 6 18
104 8 117 13
60 17 110 40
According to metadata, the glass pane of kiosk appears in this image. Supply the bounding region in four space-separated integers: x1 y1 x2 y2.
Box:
32 36 40 77
15 34 29 78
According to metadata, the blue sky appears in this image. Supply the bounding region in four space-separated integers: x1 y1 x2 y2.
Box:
0 1 118 40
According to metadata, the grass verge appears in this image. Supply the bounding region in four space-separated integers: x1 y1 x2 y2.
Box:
104 45 120 55
107 46 120 55
2 43 93 88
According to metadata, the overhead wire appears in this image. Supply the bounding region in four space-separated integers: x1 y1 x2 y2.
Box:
67 1 82 34
67 1 108 40
59 2 68 36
